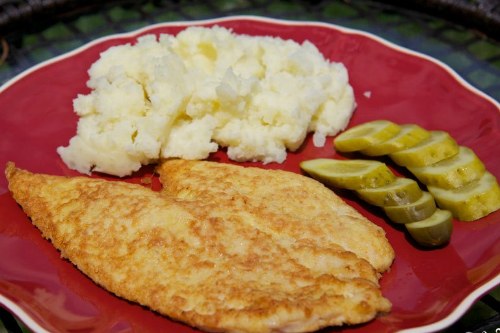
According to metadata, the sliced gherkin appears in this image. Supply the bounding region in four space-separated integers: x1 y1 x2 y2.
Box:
405 209 453 247
389 131 459 167
333 120 401 153
408 146 485 189
383 191 436 224
356 177 423 207
300 158 396 190
361 124 430 156
428 171 500 221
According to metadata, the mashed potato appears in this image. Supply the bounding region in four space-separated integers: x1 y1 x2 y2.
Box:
57 26 356 176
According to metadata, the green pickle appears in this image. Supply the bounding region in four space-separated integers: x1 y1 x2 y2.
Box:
389 131 459 167
408 146 485 189
299 119 500 247
333 120 401 152
300 158 396 190
405 209 453 247
428 171 500 221
361 124 430 156
356 177 423 206
383 191 437 224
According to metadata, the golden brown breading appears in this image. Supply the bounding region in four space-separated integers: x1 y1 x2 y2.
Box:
158 159 395 273
6 162 391 333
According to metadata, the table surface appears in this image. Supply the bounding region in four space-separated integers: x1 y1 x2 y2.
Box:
0 1 499 332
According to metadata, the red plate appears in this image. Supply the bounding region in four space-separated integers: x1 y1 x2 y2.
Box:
0 16 499 333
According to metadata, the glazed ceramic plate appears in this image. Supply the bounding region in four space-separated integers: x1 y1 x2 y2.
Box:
0 16 499 333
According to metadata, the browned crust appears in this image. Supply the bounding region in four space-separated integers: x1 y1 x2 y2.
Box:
5 162 392 333
157 159 395 273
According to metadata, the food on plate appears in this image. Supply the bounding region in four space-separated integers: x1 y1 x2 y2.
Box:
300 158 450 246
299 158 395 190
333 120 500 221
360 124 430 156
408 146 486 189
405 209 453 248
158 159 395 274
388 131 459 167
356 177 423 206
383 191 436 224
428 172 500 221
57 26 356 177
333 120 400 153
6 161 393 332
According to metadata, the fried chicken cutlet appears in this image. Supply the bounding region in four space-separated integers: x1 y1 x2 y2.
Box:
158 159 395 274
6 162 391 333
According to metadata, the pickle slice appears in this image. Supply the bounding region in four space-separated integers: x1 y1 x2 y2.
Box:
408 146 485 189
356 177 423 206
383 191 436 224
333 120 401 152
361 124 431 156
428 171 500 221
389 130 459 167
405 209 453 247
300 158 396 190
